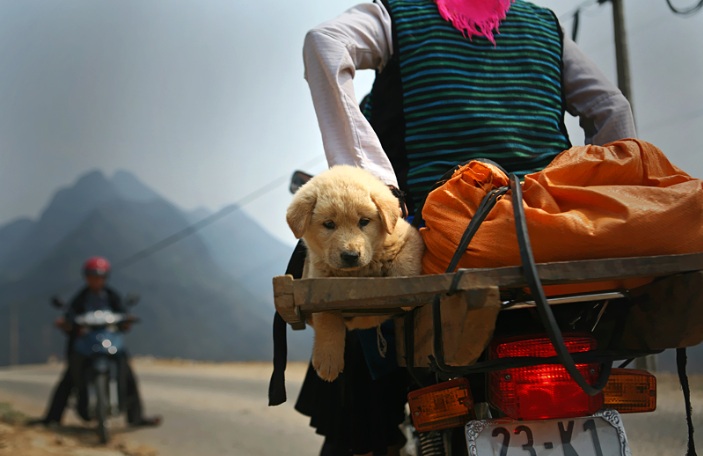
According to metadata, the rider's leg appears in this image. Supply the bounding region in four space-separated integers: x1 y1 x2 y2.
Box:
122 356 161 427
43 367 73 424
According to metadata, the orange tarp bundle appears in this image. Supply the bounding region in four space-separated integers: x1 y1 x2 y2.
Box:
420 139 703 293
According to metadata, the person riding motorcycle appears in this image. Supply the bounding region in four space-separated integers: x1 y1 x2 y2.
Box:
32 256 161 428
276 0 638 454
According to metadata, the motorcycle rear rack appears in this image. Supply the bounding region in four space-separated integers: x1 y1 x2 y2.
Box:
273 252 703 329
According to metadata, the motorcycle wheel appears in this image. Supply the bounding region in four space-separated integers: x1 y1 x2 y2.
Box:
95 373 110 444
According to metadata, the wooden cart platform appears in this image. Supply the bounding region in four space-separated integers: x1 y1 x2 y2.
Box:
273 252 703 330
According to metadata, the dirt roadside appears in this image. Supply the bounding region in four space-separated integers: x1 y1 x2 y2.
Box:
1 360 700 456
0 357 317 456
0 402 158 456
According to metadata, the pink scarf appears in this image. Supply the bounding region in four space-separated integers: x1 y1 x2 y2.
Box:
434 0 513 45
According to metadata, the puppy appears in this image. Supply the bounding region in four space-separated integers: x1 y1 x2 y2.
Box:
286 165 424 382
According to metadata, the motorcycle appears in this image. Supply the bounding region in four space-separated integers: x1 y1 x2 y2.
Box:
52 295 140 444
396 171 670 456
402 293 655 456
274 171 703 456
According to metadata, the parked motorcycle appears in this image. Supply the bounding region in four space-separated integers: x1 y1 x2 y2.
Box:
403 294 656 456
280 169 703 456
52 295 140 443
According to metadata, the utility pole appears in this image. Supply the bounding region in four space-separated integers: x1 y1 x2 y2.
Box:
9 303 19 366
611 0 634 111
607 0 655 371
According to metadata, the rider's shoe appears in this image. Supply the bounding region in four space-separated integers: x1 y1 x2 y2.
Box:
129 415 162 427
76 407 90 422
26 418 60 428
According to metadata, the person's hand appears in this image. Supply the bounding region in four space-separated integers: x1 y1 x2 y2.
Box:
50 296 63 308
119 315 138 332
54 317 71 333
119 321 133 332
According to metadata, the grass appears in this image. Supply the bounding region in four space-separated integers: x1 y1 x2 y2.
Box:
0 402 27 425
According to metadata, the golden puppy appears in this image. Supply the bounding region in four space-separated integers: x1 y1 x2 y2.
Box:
286 165 424 382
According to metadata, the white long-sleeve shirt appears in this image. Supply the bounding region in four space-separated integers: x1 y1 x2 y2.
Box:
303 1 637 187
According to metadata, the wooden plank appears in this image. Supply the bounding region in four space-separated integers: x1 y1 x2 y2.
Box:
272 275 305 329
273 253 703 320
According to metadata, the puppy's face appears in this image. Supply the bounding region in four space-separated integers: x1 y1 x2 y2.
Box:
286 166 399 272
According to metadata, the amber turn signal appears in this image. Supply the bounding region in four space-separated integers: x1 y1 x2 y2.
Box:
407 377 474 432
603 368 657 413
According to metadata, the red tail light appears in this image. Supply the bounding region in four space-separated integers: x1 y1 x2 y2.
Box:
488 334 603 420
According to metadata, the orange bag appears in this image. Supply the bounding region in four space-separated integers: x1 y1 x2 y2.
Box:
420 139 703 293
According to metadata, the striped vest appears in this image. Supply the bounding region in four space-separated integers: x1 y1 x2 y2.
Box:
367 0 571 212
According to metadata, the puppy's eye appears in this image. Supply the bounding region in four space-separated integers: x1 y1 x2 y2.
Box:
359 218 370 228
323 221 336 230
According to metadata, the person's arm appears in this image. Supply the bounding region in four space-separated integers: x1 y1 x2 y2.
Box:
64 291 83 323
58 290 84 334
562 34 637 145
105 288 127 314
303 2 399 187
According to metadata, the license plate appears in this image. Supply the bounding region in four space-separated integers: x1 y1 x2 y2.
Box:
466 409 631 456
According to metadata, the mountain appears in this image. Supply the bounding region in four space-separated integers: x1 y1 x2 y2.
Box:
0 169 311 366
111 169 163 203
0 218 33 282
193 204 296 301
0 171 122 281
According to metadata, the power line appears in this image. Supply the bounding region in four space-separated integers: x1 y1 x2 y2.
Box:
112 155 325 270
560 0 702 42
559 0 605 42
559 0 600 22
666 0 703 15
1 155 326 306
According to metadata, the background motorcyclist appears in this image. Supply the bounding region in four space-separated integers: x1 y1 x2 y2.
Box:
32 256 161 428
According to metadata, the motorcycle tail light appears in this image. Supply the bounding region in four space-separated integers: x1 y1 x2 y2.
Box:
603 368 657 413
407 377 474 432
488 334 603 421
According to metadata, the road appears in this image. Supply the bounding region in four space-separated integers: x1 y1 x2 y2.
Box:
0 360 323 456
1 359 701 456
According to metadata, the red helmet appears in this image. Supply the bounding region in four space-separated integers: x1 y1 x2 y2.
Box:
83 256 111 277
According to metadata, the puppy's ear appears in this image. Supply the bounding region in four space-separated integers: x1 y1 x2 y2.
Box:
372 192 400 235
286 187 317 239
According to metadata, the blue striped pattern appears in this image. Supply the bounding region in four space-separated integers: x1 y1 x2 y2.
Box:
385 0 571 209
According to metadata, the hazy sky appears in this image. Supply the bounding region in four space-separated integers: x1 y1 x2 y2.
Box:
1 0 701 247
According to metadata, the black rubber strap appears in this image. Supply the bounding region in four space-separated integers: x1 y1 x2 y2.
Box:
677 347 698 456
430 186 509 372
509 173 611 396
268 241 307 406
446 187 510 274
268 312 288 406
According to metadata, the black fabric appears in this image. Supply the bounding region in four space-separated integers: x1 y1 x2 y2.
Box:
269 313 289 406
295 331 408 455
68 286 124 315
44 366 73 423
65 286 125 355
269 244 407 453
677 348 698 456
268 240 307 406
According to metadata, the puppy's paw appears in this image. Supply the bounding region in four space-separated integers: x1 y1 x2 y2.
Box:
312 345 344 382
311 312 346 381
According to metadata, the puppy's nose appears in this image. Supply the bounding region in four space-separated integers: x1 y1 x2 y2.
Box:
340 251 360 267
